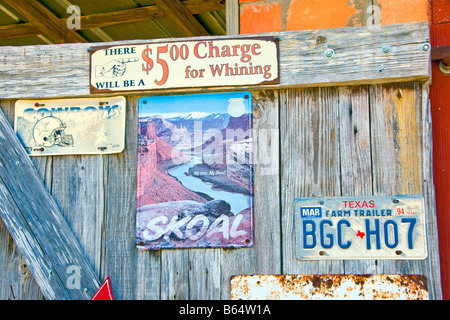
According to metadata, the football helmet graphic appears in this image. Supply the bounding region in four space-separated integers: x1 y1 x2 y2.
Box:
33 116 74 148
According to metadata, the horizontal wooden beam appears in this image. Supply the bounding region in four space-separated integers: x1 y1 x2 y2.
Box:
0 23 40 40
0 108 101 299
0 0 224 40
152 0 210 37
0 22 431 100
2 0 87 43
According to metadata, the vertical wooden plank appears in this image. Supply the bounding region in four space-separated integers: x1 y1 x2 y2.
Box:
0 106 100 299
13 97 53 300
134 251 161 300
50 155 105 275
101 96 161 300
370 83 421 196
419 83 443 300
160 251 190 300
338 85 377 274
188 249 222 300
0 244 44 300
221 90 281 299
226 0 239 35
369 82 441 299
370 83 422 277
250 90 282 272
31 157 53 192
0 217 19 300
0 100 42 300
0 101 14 125
0 214 44 300
338 86 372 194
280 87 343 275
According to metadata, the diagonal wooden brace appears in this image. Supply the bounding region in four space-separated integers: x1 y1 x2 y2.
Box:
0 107 100 300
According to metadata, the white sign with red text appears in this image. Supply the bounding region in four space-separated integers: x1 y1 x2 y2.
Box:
90 37 279 93
295 195 427 260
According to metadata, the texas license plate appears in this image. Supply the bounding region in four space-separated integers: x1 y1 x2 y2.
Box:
14 96 126 156
295 195 427 260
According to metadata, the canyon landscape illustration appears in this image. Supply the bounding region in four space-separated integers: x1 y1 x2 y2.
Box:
136 92 254 249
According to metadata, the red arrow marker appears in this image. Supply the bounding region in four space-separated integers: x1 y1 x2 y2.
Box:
91 275 114 300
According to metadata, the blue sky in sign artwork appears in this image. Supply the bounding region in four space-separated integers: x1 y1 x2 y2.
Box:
139 92 252 118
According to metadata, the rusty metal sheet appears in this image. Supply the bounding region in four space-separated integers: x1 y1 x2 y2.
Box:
295 195 428 260
14 96 126 156
230 275 428 300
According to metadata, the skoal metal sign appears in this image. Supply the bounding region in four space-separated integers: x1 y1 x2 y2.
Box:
14 97 126 156
89 37 279 93
295 195 427 260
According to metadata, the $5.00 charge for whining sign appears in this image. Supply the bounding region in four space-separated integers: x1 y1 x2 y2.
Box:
90 37 279 93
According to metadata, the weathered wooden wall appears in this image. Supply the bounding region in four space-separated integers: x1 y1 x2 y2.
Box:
0 80 442 299
0 20 441 300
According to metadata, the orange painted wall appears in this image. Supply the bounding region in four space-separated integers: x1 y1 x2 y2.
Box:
240 2 282 33
239 0 430 34
377 0 430 25
286 0 357 30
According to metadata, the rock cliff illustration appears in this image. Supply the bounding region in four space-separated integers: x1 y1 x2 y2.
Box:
136 93 254 250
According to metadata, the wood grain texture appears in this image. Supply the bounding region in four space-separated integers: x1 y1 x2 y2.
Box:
419 83 442 300
51 155 105 275
0 107 100 299
280 87 343 275
370 83 421 196
0 0 224 40
369 82 441 298
0 82 441 299
226 0 240 35
188 249 222 300
221 90 281 299
100 97 161 300
0 22 431 100
152 0 210 37
0 100 43 300
337 85 376 274
278 84 441 299
2 0 87 43
0 24 41 41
